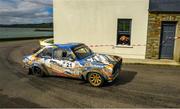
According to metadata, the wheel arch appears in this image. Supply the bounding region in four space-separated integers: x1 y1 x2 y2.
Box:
31 63 46 73
31 63 42 69
31 62 50 76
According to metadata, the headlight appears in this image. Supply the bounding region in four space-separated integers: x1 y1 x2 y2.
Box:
104 64 113 73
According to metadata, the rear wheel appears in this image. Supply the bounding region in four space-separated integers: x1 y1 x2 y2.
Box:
88 72 104 87
32 66 44 77
28 68 33 75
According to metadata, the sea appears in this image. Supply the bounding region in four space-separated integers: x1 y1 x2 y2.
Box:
0 27 53 39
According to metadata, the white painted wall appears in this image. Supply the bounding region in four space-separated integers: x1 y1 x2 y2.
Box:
53 0 149 59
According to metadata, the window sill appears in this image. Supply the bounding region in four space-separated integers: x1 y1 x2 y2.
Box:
114 45 133 48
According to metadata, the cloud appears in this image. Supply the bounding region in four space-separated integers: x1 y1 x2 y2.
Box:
0 0 53 24
24 0 53 7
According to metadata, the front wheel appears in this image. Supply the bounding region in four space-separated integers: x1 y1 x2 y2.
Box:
88 72 104 87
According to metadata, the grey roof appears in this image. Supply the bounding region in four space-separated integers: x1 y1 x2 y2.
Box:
149 0 180 13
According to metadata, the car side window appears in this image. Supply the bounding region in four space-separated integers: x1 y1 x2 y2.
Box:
62 50 75 61
53 48 75 61
53 48 63 60
38 48 53 58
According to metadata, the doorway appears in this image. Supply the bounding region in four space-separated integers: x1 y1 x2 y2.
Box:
160 22 177 59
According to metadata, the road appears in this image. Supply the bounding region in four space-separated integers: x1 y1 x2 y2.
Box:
0 40 180 108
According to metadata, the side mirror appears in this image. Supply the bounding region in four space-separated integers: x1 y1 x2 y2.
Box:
67 54 75 62
69 57 75 62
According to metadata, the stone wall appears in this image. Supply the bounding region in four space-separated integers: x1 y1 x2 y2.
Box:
146 13 180 62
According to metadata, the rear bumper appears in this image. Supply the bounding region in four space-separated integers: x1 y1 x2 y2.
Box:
22 58 31 69
23 62 30 69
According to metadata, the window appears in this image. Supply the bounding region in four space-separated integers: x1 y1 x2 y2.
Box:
117 19 132 45
53 48 75 61
38 48 53 58
53 48 63 60
73 45 92 60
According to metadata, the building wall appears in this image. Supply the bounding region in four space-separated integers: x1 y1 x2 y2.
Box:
146 13 180 62
53 0 149 59
175 37 180 62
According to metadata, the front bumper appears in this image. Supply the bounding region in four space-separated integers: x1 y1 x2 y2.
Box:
107 60 122 82
23 63 30 69
107 71 120 82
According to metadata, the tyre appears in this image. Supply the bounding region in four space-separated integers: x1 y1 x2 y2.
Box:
28 68 33 75
88 72 104 87
32 66 44 77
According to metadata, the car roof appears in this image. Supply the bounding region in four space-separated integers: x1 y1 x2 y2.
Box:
54 43 85 49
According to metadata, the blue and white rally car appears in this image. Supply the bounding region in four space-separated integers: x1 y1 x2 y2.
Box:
23 43 122 87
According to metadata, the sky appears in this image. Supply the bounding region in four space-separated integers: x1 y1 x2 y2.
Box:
0 0 53 24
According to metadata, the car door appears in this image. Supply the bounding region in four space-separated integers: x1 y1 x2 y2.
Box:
36 47 54 75
50 48 82 78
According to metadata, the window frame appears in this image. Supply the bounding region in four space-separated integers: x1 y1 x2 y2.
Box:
53 48 76 61
116 19 132 46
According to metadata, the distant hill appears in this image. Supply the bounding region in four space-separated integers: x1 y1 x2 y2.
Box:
0 23 53 28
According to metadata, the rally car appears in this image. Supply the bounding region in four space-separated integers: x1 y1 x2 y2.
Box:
23 43 122 87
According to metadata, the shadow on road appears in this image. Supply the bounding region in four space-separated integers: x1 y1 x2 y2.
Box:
31 69 137 87
40 70 138 87
104 70 137 87
0 93 43 108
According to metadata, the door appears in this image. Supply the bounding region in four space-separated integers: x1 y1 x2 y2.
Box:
50 48 82 78
160 22 176 59
37 47 54 75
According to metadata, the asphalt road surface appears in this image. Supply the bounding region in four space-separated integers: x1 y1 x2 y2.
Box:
0 40 180 108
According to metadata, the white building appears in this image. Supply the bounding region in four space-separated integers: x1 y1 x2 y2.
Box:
53 0 149 59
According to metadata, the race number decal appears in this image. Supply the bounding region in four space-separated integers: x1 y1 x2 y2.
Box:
61 60 75 68
66 62 72 68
